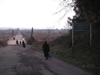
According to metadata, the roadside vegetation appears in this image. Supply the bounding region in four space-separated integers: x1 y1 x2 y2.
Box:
50 24 100 74
0 41 7 47
31 24 100 74
0 29 17 47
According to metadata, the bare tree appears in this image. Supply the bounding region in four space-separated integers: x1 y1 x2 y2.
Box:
55 0 75 20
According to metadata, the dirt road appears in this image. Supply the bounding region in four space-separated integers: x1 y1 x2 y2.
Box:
7 33 26 45
0 45 95 75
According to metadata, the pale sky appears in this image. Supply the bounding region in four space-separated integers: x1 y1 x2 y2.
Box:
0 0 75 29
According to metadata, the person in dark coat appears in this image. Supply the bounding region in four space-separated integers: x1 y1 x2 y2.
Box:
42 41 50 60
22 41 26 48
20 41 21 45
16 40 18 45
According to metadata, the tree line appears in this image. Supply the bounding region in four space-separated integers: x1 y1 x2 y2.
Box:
67 0 100 27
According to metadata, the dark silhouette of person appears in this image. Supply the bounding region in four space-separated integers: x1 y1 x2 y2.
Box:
22 41 26 48
16 40 18 45
42 41 50 60
13 37 15 40
20 41 21 45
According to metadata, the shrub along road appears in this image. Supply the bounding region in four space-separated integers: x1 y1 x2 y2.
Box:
0 45 95 75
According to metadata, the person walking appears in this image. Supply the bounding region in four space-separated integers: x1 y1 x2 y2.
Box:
42 41 50 60
20 41 21 45
22 41 26 48
16 40 18 45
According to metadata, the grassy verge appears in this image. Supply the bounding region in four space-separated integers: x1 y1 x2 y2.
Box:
51 46 100 74
31 44 99 74
31 44 43 53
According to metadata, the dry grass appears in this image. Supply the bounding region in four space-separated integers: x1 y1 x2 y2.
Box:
21 29 69 44
0 30 14 46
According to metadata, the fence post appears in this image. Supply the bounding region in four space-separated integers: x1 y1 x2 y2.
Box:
72 23 74 55
90 23 92 45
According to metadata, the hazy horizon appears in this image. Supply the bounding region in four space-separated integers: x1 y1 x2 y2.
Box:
0 27 71 30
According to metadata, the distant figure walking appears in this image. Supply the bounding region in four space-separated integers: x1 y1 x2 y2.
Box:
20 41 21 45
13 37 15 40
16 40 18 45
42 41 50 60
22 41 26 48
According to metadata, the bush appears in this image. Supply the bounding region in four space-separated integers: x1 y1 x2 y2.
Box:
0 41 7 47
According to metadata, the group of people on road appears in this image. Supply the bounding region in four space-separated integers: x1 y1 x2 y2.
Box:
16 40 26 48
16 39 50 59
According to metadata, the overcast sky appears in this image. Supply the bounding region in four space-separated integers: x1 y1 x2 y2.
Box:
0 0 75 29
